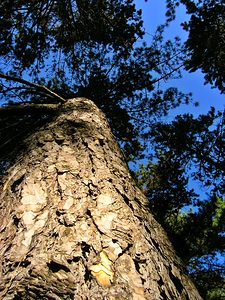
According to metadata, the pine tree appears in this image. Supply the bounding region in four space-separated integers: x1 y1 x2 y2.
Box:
0 98 202 299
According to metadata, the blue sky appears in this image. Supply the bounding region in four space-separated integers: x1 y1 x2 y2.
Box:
134 0 224 117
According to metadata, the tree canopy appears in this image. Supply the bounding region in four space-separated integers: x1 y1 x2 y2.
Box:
0 0 224 299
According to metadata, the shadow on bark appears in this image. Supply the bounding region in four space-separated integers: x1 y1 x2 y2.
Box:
0 105 60 176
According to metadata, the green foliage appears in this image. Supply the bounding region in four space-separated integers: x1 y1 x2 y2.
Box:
150 108 225 194
189 254 225 300
137 109 225 299
212 197 225 228
137 153 197 219
0 0 144 158
165 0 225 93
164 0 225 92
0 0 144 68
182 0 225 93
0 0 188 160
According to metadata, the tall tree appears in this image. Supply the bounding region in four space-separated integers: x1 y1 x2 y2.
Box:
141 1 225 298
0 0 190 160
0 98 202 299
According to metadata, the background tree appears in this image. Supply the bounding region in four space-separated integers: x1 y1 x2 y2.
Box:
165 0 225 93
181 0 225 93
137 109 225 299
141 0 225 298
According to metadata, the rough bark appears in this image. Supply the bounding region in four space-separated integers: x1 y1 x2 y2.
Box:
0 98 202 299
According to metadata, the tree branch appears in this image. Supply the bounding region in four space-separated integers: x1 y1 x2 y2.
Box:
151 63 184 85
0 73 66 103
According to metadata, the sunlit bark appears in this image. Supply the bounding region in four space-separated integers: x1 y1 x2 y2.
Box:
0 98 202 299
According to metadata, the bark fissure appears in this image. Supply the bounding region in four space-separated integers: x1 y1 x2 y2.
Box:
0 98 202 299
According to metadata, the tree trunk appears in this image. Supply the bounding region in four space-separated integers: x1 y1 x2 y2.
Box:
0 98 202 299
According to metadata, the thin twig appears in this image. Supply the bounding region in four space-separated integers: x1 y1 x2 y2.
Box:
151 63 184 85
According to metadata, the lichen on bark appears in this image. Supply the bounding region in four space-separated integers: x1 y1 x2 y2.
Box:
0 98 202 299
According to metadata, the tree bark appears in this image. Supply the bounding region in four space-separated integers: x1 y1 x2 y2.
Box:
0 98 202 299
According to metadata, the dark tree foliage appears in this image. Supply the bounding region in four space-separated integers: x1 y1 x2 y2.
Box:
166 0 225 93
0 0 189 160
151 109 225 193
138 108 225 299
140 1 225 297
0 0 143 67
182 0 225 93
